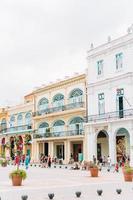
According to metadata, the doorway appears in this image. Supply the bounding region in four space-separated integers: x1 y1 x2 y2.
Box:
44 143 49 156
118 96 124 118
56 144 64 159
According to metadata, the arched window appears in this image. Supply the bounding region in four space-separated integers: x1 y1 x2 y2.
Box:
17 114 23 129
38 98 49 112
52 93 64 107
1 118 7 130
10 115 15 127
53 120 65 136
9 115 15 131
25 112 32 125
69 88 83 103
38 122 49 135
69 117 84 134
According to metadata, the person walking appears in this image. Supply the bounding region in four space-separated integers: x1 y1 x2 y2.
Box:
113 163 119 172
107 156 111 171
47 155 52 168
25 154 30 170
93 155 96 164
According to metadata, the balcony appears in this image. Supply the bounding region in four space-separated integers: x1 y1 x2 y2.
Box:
33 129 84 139
0 125 33 135
33 102 84 117
86 109 133 123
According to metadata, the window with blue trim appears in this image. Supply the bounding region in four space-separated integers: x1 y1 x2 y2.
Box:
97 60 103 75
69 89 83 104
98 93 105 114
38 98 49 111
38 122 49 134
17 114 23 130
25 113 32 126
116 52 123 70
52 94 64 107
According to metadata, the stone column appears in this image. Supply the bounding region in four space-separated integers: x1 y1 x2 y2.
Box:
32 141 39 162
83 138 87 161
49 141 54 158
86 125 96 161
108 124 116 165
64 141 67 164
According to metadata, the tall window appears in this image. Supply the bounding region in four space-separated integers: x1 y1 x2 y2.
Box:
98 93 105 114
69 88 83 104
69 117 84 135
1 119 7 130
25 113 32 126
53 120 65 136
38 122 49 135
38 98 49 112
10 115 15 131
17 114 23 129
97 60 103 75
52 94 64 107
116 88 124 118
116 52 123 70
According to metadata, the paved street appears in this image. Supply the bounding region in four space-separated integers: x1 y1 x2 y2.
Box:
0 165 132 200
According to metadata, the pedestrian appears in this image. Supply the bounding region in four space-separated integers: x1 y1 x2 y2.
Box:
103 156 106 166
113 163 119 172
93 155 96 164
107 156 111 171
47 155 52 168
25 154 30 170
15 154 20 168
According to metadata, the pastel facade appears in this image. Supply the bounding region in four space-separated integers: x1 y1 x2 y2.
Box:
32 74 87 163
86 32 133 165
0 97 34 160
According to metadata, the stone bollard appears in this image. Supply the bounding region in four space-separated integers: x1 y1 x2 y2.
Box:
21 195 28 200
75 191 81 198
97 189 103 196
48 193 54 200
116 189 122 194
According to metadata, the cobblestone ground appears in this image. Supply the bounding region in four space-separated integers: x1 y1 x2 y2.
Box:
0 165 132 200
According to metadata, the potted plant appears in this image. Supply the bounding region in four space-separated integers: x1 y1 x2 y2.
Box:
89 162 99 177
9 136 27 186
0 159 8 167
9 169 27 186
123 165 133 182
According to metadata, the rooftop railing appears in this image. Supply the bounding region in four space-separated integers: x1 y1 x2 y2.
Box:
33 102 84 117
33 129 84 139
85 109 133 123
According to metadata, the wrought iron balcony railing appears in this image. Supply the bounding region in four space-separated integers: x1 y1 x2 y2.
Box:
0 125 33 134
33 129 84 139
85 109 133 123
33 102 84 117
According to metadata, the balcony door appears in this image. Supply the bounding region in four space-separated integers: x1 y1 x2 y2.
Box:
116 88 124 118
118 96 124 118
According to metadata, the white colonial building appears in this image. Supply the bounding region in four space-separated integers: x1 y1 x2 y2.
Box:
86 29 133 165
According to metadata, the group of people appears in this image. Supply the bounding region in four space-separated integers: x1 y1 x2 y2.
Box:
40 154 52 168
14 154 30 169
93 154 130 172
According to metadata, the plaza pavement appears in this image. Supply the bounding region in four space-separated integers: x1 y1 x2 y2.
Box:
0 165 132 200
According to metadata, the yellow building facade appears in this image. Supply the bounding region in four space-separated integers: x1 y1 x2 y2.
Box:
32 74 87 164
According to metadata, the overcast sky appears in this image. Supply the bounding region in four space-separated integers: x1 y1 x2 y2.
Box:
0 0 132 106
